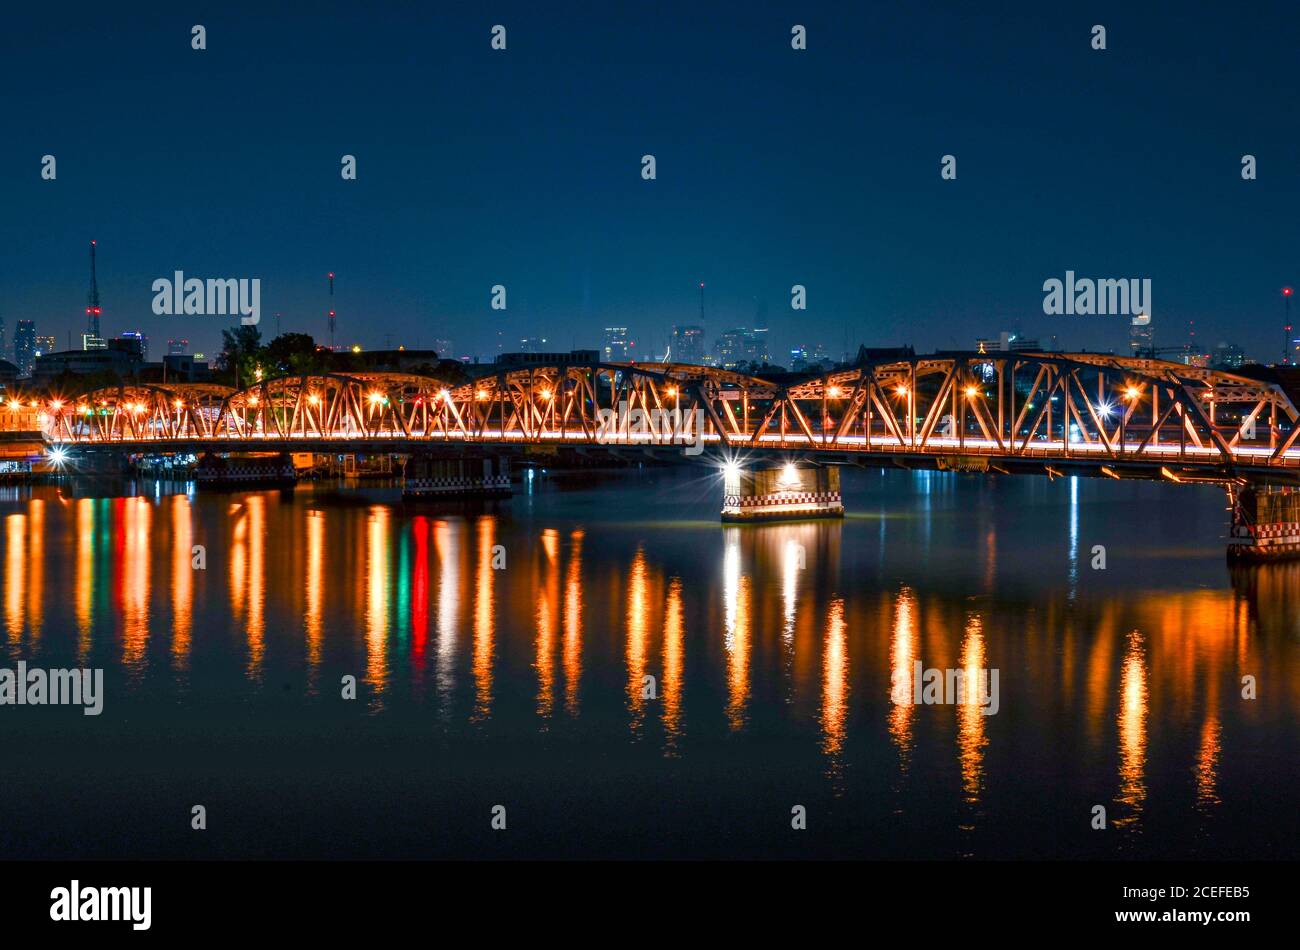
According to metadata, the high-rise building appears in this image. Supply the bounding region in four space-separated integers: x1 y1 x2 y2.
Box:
34 335 56 358
670 325 706 364
603 326 631 361
713 328 771 369
117 331 148 362
168 339 189 356
14 320 36 376
1129 312 1154 356
82 333 107 351
519 336 548 354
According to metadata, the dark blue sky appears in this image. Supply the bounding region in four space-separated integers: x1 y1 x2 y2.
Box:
2 1 1298 363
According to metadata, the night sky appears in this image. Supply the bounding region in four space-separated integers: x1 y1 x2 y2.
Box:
2 1 1298 363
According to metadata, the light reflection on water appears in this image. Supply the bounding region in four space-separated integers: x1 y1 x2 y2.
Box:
0 468 1297 859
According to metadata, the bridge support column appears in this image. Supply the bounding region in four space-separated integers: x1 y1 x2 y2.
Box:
195 452 297 487
1227 484 1300 561
721 463 844 523
403 455 512 500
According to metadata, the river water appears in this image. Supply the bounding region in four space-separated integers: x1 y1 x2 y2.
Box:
0 466 1295 859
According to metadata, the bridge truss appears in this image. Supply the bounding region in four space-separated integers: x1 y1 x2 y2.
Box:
24 353 1300 482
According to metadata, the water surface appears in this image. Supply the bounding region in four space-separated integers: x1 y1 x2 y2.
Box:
0 467 1295 859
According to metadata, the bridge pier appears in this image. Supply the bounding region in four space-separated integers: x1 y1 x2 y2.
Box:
1227 484 1300 561
721 462 844 523
195 452 297 487
403 455 512 500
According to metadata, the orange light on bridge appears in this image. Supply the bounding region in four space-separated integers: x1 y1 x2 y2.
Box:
173 400 185 410
827 385 842 399
895 384 909 398
307 393 320 406
6 401 20 411
248 396 260 407
539 388 553 400
131 404 145 414
475 389 490 401
1124 386 1142 401
665 385 678 397
964 385 981 398
50 400 63 411
439 388 451 402
367 391 385 405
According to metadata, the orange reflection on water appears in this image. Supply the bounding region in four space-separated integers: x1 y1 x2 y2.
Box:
471 515 495 721
957 614 988 804
821 597 848 780
121 497 152 676
662 577 684 754
563 529 584 716
626 547 650 734
305 510 325 690
1195 676 1221 810
5 513 25 643
364 505 390 705
723 531 751 730
888 586 918 770
75 499 94 658
242 495 266 681
26 500 43 643
535 529 560 721
171 494 193 669
1115 629 1148 826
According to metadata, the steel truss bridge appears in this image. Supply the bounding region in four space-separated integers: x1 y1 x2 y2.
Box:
22 353 1300 485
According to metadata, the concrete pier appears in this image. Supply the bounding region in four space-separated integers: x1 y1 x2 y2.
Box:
403 455 512 500
1228 485 1300 561
721 463 844 523
195 452 297 487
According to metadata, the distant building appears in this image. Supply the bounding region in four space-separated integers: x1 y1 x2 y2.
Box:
976 332 1042 354
603 327 632 361
1212 342 1246 370
713 328 770 369
14 321 35 376
167 338 188 356
0 360 17 389
519 336 549 354
1129 312 1154 355
33 346 142 384
117 331 148 362
670 325 706 364
34 335 56 358
81 333 107 351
